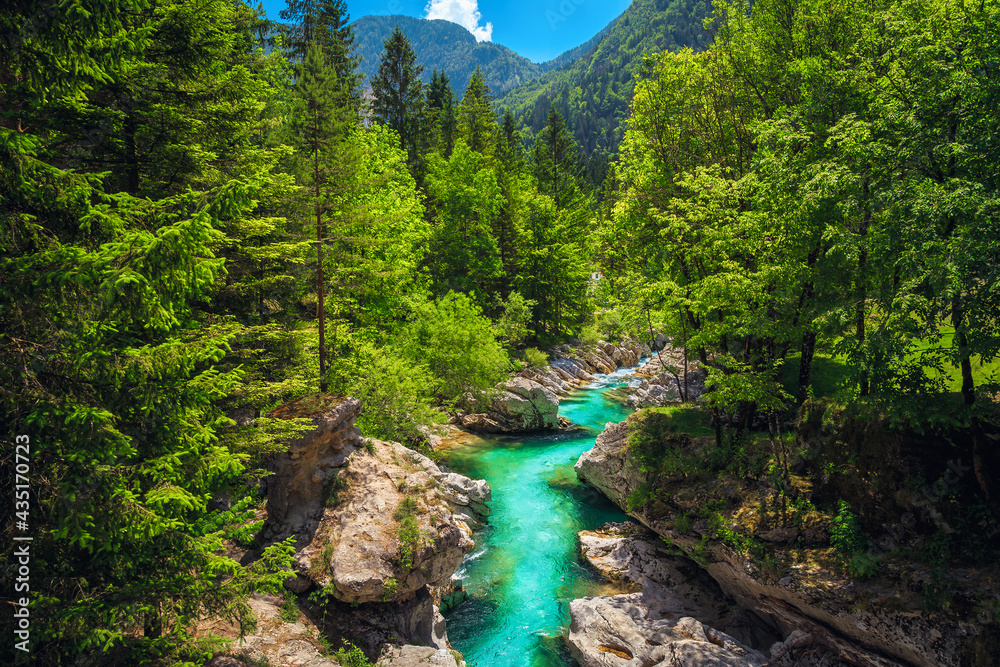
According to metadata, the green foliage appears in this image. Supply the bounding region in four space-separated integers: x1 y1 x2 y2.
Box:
830 501 865 556
394 497 422 569
280 596 300 623
332 641 372 667
525 347 549 368
626 410 696 477
580 325 601 346
496 292 536 347
398 292 511 409
626 482 655 513
280 0 361 106
371 27 425 159
830 500 879 578
348 345 442 445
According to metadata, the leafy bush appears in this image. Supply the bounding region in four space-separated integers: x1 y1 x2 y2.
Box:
524 347 548 368
349 347 442 445
496 292 536 346
395 497 421 568
831 500 880 578
332 641 371 667
279 596 299 623
830 500 865 555
580 324 600 346
399 292 511 409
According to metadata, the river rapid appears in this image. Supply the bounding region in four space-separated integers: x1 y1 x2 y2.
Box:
441 365 643 666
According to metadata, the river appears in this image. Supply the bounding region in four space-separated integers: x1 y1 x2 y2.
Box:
441 365 642 666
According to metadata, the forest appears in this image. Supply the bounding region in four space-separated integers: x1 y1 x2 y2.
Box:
1 0 998 664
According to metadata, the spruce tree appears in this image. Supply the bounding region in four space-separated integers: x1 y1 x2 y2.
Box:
534 108 581 208
289 41 357 393
427 69 458 157
371 27 426 167
0 2 298 662
457 66 497 156
281 0 361 106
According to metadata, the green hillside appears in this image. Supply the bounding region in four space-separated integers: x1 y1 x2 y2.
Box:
353 15 548 95
498 0 715 154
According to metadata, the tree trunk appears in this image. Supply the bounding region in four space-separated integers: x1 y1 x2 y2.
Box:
797 331 817 405
857 182 871 396
315 136 328 393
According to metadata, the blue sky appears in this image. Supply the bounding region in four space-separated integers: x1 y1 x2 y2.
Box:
253 0 633 63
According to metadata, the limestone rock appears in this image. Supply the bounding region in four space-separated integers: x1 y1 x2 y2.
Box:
575 420 645 508
463 377 559 433
294 439 476 604
575 414 973 667
264 394 363 540
376 645 464 667
567 598 766 667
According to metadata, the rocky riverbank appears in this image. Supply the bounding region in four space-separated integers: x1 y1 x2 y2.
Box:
569 522 775 666
458 337 670 435
213 393 485 666
575 412 999 667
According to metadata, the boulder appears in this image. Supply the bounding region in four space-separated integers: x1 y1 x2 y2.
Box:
567 598 767 667
292 439 476 604
463 377 560 433
376 645 464 667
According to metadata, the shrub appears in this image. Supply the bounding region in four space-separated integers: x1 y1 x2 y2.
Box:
279 596 299 623
524 347 548 368
580 324 600 346
398 292 511 409
332 641 371 667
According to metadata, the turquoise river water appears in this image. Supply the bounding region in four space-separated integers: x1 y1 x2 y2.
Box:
442 366 641 666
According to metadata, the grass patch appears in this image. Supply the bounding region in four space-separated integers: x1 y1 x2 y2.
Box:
642 405 715 438
782 352 853 400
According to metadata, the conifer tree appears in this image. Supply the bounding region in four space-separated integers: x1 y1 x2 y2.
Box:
534 108 581 208
281 0 361 106
371 27 426 168
289 41 357 392
457 66 497 156
0 2 298 662
427 69 458 157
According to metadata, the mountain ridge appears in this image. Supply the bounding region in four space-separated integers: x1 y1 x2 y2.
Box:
352 14 615 96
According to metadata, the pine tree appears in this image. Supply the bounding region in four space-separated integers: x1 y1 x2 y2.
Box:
534 108 581 208
0 2 298 662
289 41 358 393
371 27 426 168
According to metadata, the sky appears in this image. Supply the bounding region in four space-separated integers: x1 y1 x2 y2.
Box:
254 0 633 63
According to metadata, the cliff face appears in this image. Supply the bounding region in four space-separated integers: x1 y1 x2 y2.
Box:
575 415 993 667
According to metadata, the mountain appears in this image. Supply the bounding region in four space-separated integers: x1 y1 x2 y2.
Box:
353 15 554 96
498 0 716 155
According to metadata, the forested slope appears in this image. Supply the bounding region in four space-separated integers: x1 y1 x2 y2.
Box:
498 0 716 155
353 15 546 95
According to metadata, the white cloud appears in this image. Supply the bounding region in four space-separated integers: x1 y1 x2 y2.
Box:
424 0 494 42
